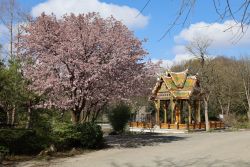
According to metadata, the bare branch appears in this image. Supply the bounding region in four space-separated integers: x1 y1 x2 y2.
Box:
226 0 237 22
159 0 196 41
148 0 250 40
213 0 224 20
136 0 151 17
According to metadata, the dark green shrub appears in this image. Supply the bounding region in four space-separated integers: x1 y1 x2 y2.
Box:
51 123 79 150
52 122 103 150
30 108 55 135
108 103 131 133
0 107 6 124
0 145 9 163
0 146 9 154
75 123 104 148
0 122 104 155
0 129 49 155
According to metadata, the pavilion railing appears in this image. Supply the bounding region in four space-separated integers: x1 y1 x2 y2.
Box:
129 121 225 130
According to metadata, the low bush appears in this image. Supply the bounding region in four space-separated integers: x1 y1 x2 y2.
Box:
52 122 104 150
233 121 250 129
75 123 104 148
224 114 250 129
0 146 9 163
108 103 131 133
0 122 104 155
0 129 49 155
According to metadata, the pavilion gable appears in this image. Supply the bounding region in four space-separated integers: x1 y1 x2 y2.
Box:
150 69 199 100
169 69 188 88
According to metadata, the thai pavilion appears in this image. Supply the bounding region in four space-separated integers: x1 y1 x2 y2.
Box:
129 69 224 130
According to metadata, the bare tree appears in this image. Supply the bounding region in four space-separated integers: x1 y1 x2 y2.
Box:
186 37 212 67
0 0 29 126
237 56 250 120
212 57 239 117
0 0 16 58
185 36 215 131
0 0 28 58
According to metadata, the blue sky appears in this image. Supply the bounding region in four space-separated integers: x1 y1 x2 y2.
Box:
5 0 250 66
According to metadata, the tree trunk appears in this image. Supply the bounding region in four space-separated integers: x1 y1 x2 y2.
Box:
248 101 250 121
26 101 32 129
9 0 14 58
248 110 250 121
71 110 81 124
11 106 16 126
218 99 224 115
92 109 101 122
226 98 231 116
204 97 210 131
243 79 250 120
82 109 91 122
6 110 10 125
247 98 250 121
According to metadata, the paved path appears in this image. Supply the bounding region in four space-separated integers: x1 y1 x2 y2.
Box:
18 131 250 167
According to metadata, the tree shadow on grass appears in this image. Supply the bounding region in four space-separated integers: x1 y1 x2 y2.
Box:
104 133 187 148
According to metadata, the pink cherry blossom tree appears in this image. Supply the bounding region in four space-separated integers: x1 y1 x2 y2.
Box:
19 13 150 124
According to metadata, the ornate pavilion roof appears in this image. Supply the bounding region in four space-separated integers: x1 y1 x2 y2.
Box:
150 69 200 100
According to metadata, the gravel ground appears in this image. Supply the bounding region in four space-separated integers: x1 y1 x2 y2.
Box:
17 130 250 167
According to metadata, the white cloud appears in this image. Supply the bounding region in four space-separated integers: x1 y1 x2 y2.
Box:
159 20 250 68
152 45 195 69
151 53 196 69
151 59 173 69
31 0 149 29
173 53 194 63
151 45 195 69
174 20 250 48
172 45 195 62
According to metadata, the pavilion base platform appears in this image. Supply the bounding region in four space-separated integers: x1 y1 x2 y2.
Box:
129 121 225 134
129 127 188 134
